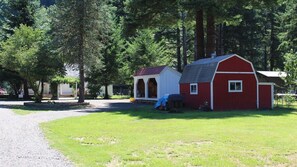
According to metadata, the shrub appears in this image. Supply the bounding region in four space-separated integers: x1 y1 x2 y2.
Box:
283 94 295 106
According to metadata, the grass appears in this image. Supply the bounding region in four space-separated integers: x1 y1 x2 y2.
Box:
96 95 131 100
12 108 35 115
110 95 131 99
41 104 297 167
9 105 48 115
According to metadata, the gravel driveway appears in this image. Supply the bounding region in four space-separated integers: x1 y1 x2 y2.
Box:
0 99 149 167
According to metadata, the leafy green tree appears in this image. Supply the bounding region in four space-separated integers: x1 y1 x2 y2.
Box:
0 0 39 99
279 0 297 53
52 0 105 103
50 76 79 100
0 66 22 98
0 25 63 102
284 52 297 90
85 69 103 99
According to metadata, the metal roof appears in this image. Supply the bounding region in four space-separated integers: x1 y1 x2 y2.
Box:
134 66 167 76
179 54 235 83
191 54 234 65
257 71 287 78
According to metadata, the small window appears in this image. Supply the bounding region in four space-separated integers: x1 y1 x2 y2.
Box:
228 80 242 92
190 83 198 94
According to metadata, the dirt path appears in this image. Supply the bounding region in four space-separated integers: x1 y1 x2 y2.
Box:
0 107 88 167
0 99 149 167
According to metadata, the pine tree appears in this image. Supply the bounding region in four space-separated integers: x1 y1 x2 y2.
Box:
86 5 124 99
0 0 36 37
52 0 104 103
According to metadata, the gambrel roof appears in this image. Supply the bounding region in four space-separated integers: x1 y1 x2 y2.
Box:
179 54 236 83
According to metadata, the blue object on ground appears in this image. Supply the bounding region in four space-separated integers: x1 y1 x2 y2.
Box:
154 94 169 109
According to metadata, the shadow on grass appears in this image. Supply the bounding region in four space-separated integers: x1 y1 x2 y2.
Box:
0 98 33 102
93 103 297 120
1 100 297 119
1 104 89 112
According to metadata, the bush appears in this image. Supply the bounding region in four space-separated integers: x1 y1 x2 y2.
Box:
199 101 211 111
87 84 102 99
283 94 295 106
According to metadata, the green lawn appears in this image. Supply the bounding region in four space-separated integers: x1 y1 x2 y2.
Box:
42 106 297 167
13 108 35 115
110 95 131 99
10 106 47 115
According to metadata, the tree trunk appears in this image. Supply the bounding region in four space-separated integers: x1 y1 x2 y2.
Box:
23 79 30 99
216 23 224 56
130 84 134 97
104 84 109 99
38 80 44 103
269 10 277 71
31 81 41 103
195 9 205 60
182 12 187 68
50 82 58 100
206 7 216 58
78 60 85 103
176 27 182 72
78 0 85 103
194 30 198 60
264 45 268 71
11 83 19 99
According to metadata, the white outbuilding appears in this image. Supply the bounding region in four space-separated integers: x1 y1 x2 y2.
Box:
133 66 181 101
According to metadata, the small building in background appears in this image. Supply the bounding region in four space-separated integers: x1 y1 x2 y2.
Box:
257 71 287 93
133 66 181 101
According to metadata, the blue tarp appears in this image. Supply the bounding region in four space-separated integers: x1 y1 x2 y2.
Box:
154 94 169 109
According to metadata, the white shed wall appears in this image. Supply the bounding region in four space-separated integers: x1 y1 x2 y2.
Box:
159 68 181 97
59 84 73 96
134 74 159 100
133 67 181 100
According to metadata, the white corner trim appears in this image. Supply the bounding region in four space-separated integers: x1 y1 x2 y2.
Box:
210 61 220 111
190 83 198 95
271 84 274 109
210 82 214 110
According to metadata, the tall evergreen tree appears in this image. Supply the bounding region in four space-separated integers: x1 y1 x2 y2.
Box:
0 0 36 37
52 0 104 103
86 4 124 99
124 0 184 71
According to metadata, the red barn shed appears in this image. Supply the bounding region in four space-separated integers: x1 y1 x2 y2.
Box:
179 54 274 110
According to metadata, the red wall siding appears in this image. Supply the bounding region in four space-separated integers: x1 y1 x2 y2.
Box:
259 85 272 109
213 74 257 110
180 83 210 109
217 56 254 72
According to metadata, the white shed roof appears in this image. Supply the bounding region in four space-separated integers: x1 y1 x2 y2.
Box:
257 71 287 78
